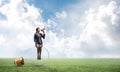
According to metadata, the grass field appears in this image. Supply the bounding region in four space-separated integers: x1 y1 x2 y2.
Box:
0 58 120 72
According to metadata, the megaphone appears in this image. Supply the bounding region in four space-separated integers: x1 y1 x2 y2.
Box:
41 27 45 31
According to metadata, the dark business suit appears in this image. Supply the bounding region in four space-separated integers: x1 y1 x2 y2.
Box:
34 32 45 59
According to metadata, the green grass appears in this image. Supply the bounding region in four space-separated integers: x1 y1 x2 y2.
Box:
0 58 120 72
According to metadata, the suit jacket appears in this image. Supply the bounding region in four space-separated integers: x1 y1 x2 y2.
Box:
34 32 45 45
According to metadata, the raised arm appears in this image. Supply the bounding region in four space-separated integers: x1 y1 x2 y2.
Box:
41 30 45 39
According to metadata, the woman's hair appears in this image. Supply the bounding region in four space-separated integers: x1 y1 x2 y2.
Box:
36 27 40 32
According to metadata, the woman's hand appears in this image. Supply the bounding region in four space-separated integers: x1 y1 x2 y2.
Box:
41 28 45 34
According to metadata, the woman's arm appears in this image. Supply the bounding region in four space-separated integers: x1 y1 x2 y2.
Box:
41 31 45 39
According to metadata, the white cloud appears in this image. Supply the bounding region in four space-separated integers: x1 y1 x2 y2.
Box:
0 34 6 45
0 0 2 6
76 1 120 58
0 0 120 58
44 31 66 58
94 54 120 58
0 0 44 58
55 11 67 19
44 0 120 58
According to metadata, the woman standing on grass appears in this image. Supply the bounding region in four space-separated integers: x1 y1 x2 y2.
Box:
34 27 45 60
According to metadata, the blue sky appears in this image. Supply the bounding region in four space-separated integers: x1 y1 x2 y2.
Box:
0 0 120 58
26 0 80 21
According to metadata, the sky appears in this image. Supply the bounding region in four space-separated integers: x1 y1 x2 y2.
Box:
0 0 120 58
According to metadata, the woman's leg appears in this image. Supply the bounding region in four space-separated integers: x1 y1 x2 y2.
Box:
38 46 42 59
37 47 40 59
36 44 42 60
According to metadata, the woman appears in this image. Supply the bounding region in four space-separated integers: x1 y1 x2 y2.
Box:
34 27 45 60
